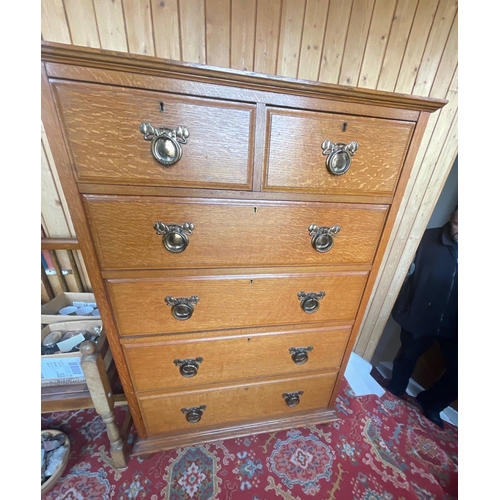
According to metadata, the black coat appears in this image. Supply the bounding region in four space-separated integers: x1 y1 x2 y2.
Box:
392 222 458 339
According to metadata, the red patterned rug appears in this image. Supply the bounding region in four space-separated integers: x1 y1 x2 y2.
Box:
41 377 458 499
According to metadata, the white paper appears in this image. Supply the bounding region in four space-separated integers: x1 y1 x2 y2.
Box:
56 333 86 353
41 357 84 380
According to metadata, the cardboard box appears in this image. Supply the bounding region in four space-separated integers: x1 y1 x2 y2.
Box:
41 320 111 386
41 293 100 325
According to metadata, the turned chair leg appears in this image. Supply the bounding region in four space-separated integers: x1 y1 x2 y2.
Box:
80 341 128 470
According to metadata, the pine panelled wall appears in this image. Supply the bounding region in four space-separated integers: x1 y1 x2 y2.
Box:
41 0 458 362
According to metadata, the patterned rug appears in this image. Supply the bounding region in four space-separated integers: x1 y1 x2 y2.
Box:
41 377 458 499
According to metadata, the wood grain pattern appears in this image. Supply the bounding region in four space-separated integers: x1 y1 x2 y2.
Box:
318 0 353 84
297 0 329 82
355 67 457 358
42 44 446 112
93 0 128 52
132 406 339 454
138 371 337 435
376 0 418 92
63 0 101 48
264 108 414 195
338 0 375 87
41 0 72 44
122 325 350 392
178 0 206 63
107 270 369 335
230 0 257 71
52 81 255 189
412 0 457 97
151 0 181 60
122 0 155 56
394 0 439 94
277 0 306 78
40 1 459 370
85 195 388 269
42 63 148 438
206 0 231 68
254 0 282 75
41 42 448 451
358 0 397 89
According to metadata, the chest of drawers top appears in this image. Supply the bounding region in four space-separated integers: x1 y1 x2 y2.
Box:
43 42 445 202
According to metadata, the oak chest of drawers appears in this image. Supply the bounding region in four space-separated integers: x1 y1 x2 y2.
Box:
41 42 446 455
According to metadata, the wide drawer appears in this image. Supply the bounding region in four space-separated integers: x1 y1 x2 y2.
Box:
138 371 337 435
122 325 351 392
264 107 414 196
51 81 255 189
85 195 388 270
107 270 368 336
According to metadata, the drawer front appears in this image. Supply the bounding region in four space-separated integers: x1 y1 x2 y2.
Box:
52 81 255 189
138 371 337 435
107 271 368 336
85 196 388 270
123 326 350 392
264 107 414 196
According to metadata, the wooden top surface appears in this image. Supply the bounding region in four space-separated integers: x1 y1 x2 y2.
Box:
41 41 447 113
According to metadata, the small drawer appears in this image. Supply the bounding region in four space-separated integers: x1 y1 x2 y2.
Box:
85 195 388 270
138 371 337 435
122 325 351 392
107 270 368 336
264 107 414 196
52 81 255 189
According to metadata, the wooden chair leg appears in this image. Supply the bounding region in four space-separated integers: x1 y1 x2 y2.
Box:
80 341 129 470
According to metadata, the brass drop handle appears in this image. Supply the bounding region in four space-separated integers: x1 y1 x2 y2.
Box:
165 296 199 320
181 405 206 423
282 391 304 407
174 357 204 378
308 224 341 253
154 222 194 253
139 122 189 167
289 346 314 365
321 140 358 175
297 291 325 314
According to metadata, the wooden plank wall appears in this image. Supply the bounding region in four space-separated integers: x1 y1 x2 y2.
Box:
40 0 458 361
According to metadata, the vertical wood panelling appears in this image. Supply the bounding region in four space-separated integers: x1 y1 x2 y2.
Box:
338 0 375 86
40 0 459 359
355 66 458 358
376 0 418 92
41 0 72 43
178 0 206 63
122 0 155 55
230 0 257 71
318 0 353 84
358 0 397 89
41 143 75 238
277 0 306 78
297 0 329 81
42 121 93 292
395 0 439 94
254 0 283 75
206 0 231 68
151 0 181 60
429 13 458 98
63 0 101 48
412 0 457 96
94 0 129 52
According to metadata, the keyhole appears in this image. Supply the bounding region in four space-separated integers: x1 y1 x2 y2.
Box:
342 122 347 132
159 102 165 112
250 279 254 285
253 207 258 214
